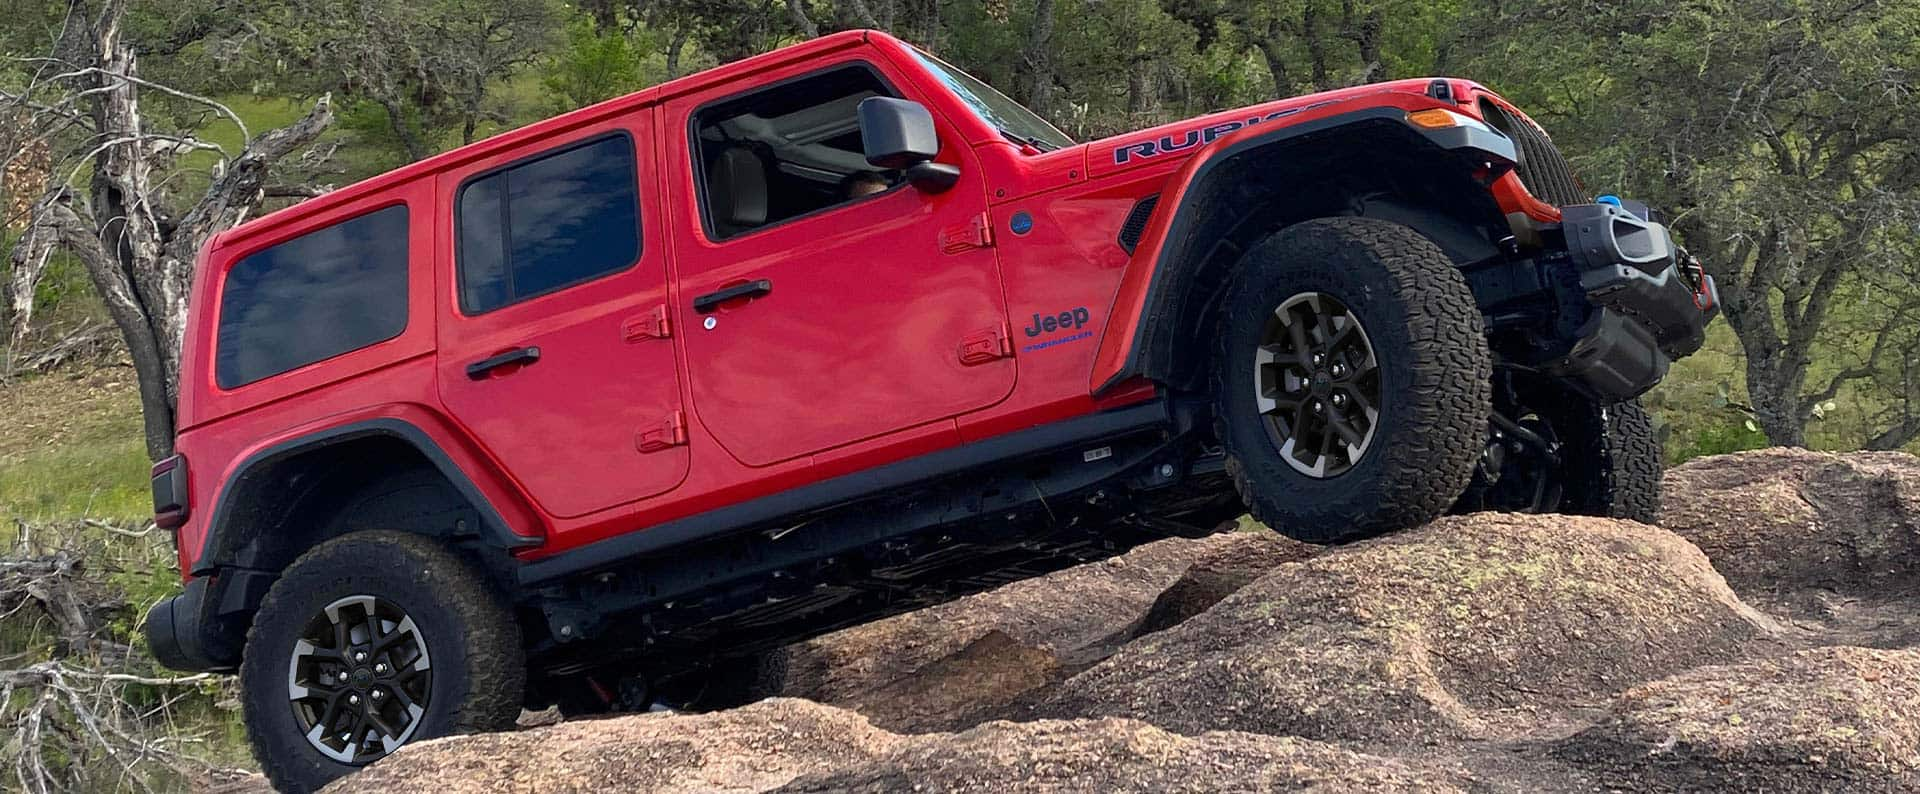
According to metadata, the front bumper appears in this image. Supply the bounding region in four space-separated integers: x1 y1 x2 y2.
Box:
1538 202 1719 401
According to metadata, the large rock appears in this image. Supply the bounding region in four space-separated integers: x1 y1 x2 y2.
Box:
1041 514 1784 746
1558 646 1920 792
838 630 1062 733
1137 531 1317 635
1662 449 1920 603
336 700 1469 794
783 718 1473 793
782 529 1316 730
780 535 1214 707
328 699 897 793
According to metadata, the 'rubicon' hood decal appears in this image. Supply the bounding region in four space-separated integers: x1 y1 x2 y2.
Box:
1107 100 1339 166
1085 78 1451 178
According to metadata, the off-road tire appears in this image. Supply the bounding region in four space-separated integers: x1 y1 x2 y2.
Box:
690 648 791 710
1529 383 1662 522
1454 379 1662 522
1557 396 1662 522
1213 217 1492 543
240 531 523 793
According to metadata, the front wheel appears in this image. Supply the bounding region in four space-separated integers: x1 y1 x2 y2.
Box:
1213 217 1492 544
240 532 524 793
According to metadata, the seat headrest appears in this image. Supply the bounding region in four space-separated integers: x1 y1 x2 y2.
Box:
708 146 768 235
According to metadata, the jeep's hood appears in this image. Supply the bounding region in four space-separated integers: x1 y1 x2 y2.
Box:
1084 78 1482 179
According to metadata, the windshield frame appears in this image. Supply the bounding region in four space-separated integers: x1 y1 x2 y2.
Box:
908 49 1076 152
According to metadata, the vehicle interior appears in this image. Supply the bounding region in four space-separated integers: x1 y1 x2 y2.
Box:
696 66 903 238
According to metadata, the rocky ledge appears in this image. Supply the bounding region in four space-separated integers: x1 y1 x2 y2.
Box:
323 449 1920 793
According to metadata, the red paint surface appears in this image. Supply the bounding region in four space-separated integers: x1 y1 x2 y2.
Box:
173 30 1563 574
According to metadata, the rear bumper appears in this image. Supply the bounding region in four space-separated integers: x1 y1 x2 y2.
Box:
1539 202 1719 401
145 568 273 673
144 578 223 672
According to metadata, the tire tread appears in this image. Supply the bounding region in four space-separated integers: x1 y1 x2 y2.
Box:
1213 217 1492 543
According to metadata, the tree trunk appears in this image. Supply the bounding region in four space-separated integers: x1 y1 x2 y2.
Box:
1340 0 1384 85
842 0 882 29
786 0 820 38
378 97 431 162
1301 4 1330 91
1743 353 1808 447
1126 58 1157 117
1022 0 1057 116
15 0 333 460
666 27 689 79
580 0 621 31
1255 36 1292 98
4 238 50 349
12 197 177 459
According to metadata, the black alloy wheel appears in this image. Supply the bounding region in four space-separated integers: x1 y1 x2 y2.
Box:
286 595 433 764
1254 291 1383 479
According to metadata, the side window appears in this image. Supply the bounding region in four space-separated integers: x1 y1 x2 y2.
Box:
216 205 410 389
694 66 903 240
458 134 641 314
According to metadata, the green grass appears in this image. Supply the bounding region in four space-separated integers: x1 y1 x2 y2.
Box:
0 370 151 523
0 368 255 783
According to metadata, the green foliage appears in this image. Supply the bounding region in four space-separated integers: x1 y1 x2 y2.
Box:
10 0 1915 461
1668 418 1771 464
28 252 94 312
544 19 654 112
1457 0 1920 451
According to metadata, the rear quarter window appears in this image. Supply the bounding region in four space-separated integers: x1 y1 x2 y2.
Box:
215 205 411 389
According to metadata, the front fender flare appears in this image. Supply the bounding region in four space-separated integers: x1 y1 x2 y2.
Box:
1090 101 1517 394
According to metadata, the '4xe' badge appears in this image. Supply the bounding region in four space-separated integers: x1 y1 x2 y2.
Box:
1022 307 1094 353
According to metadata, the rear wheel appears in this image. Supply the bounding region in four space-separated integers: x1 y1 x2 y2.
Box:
241 532 523 793
1454 377 1661 522
1213 217 1492 543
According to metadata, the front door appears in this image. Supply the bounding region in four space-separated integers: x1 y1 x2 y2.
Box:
666 59 1015 467
435 112 689 519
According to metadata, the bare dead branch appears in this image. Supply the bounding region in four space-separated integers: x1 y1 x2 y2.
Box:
45 65 250 141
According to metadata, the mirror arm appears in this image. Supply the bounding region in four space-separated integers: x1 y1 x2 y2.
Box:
906 161 961 194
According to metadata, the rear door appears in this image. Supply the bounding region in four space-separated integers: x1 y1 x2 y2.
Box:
664 57 1016 467
434 110 689 519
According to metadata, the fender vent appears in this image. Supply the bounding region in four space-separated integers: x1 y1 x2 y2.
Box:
1479 101 1586 208
1118 194 1160 254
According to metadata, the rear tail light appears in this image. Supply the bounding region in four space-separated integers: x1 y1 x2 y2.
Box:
152 455 189 530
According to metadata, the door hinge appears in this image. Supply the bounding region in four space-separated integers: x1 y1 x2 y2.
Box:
635 410 688 453
957 324 1014 366
939 212 995 254
623 305 672 342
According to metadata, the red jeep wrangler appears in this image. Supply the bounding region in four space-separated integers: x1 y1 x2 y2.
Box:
143 30 1716 791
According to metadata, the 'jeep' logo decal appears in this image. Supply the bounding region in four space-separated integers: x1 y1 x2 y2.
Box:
1111 100 1338 165
1022 307 1094 353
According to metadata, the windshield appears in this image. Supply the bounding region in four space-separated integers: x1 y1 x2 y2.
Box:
909 49 1076 152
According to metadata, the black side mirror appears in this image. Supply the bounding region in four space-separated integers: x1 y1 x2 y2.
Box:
858 96 960 194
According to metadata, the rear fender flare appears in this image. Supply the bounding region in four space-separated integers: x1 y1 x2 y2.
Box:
193 416 541 577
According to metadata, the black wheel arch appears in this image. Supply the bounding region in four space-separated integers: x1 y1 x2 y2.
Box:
1108 109 1515 394
178 418 536 670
